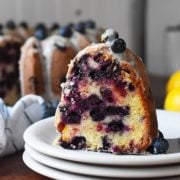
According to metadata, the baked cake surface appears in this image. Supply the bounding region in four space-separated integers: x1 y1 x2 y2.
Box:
54 29 167 154
19 37 45 96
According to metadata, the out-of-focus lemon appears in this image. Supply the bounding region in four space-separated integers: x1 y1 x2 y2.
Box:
166 71 180 93
164 89 180 112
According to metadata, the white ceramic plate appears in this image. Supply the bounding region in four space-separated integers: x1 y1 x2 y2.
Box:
23 109 180 166
25 143 180 178
23 151 109 180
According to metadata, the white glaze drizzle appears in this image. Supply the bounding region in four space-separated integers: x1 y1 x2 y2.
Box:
70 31 81 51
42 35 72 101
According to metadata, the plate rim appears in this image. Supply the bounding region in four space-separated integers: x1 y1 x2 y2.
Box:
22 151 103 180
23 109 180 166
25 143 180 178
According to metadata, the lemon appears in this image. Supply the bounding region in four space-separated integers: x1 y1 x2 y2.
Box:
164 89 180 112
166 71 180 93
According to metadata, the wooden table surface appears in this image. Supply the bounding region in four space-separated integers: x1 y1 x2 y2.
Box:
0 150 50 180
0 75 171 180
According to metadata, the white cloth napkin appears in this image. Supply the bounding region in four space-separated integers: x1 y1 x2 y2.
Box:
0 94 45 157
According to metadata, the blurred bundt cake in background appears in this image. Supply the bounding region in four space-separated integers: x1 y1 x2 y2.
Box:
0 19 104 104
0 35 23 105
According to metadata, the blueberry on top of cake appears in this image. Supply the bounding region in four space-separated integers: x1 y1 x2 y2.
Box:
19 21 29 30
71 22 91 51
54 29 168 154
49 23 60 32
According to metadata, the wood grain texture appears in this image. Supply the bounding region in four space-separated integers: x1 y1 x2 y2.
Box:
0 151 50 180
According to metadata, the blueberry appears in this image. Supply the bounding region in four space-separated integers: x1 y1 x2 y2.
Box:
128 84 135 91
6 20 16 30
106 106 129 116
70 136 86 149
35 23 46 31
101 29 119 42
85 20 96 29
71 54 89 79
102 136 110 150
111 38 126 54
93 53 103 62
90 108 105 121
19 21 28 29
89 69 107 80
87 94 103 108
60 140 70 149
79 54 90 63
59 106 68 113
89 61 120 80
89 70 98 80
50 23 59 31
79 99 89 111
35 29 47 40
75 22 86 34
59 25 73 38
106 120 124 132
61 136 86 150
100 87 113 102
147 138 169 154
66 111 81 124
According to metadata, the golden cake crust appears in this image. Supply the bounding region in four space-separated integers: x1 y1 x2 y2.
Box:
20 50 45 95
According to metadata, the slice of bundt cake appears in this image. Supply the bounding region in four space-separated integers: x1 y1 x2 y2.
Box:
19 35 76 102
19 37 45 96
54 29 168 154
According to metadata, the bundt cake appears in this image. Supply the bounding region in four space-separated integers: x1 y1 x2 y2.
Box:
0 35 22 105
19 37 45 96
19 35 76 102
54 29 169 154
42 35 76 101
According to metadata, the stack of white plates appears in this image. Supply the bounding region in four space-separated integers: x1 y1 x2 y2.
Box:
23 110 180 180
